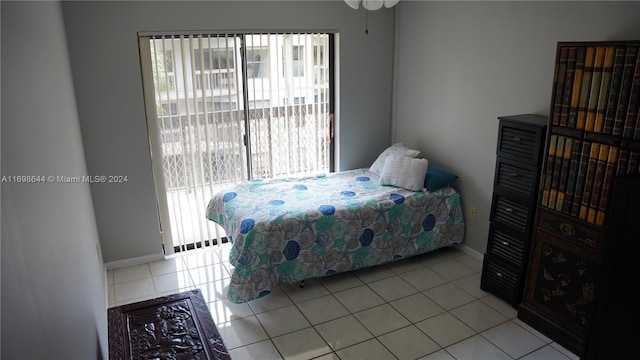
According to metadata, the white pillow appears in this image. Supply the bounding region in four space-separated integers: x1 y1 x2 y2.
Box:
369 143 420 175
379 155 429 191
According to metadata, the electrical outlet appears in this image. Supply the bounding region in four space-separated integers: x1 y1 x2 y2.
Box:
469 207 477 221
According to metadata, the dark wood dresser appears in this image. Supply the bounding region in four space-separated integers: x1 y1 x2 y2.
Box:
481 114 547 307
518 40 640 358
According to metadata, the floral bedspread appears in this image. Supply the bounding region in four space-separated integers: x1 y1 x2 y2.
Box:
206 169 465 303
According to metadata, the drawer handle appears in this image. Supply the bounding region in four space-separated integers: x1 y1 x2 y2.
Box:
513 137 522 142
509 172 520 177
502 241 510 247
496 272 504 278
505 207 515 213
560 222 576 236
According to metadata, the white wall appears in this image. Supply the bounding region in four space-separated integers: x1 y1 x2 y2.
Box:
1 1 107 358
393 1 640 253
61 0 396 263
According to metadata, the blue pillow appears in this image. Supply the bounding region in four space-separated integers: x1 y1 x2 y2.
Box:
424 164 458 191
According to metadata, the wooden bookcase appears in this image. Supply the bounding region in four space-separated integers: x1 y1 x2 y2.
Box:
518 40 640 358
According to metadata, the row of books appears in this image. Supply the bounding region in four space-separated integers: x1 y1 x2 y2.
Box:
551 45 640 139
540 134 639 226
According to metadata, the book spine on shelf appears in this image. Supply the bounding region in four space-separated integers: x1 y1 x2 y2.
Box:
595 146 619 226
628 151 640 174
577 47 596 130
613 46 639 135
549 135 565 209
560 47 577 127
571 141 592 218
622 53 640 138
587 144 610 224
552 47 569 126
579 142 600 221
616 148 629 176
541 134 558 207
634 111 640 140
555 137 573 211
563 139 582 214
603 47 626 134
568 47 586 129
585 47 606 132
593 46 616 133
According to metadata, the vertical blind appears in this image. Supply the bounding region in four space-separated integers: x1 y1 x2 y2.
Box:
140 33 332 254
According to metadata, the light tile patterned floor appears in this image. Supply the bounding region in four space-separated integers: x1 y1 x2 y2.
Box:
107 245 580 360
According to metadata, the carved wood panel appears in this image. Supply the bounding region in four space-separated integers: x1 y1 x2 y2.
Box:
108 289 230 360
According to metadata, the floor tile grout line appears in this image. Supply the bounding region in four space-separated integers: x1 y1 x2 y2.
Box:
346 267 496 357
194 249 485 355
246 270 393 356
477 319 560 358
107 246 576 360
478 329 546 360
272 276 335 357
252 254 488 359
211 283 531 358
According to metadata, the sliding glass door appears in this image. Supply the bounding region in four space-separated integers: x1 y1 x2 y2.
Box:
139 33 334 254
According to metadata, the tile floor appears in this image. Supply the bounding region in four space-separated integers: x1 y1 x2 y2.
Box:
107 245 579 360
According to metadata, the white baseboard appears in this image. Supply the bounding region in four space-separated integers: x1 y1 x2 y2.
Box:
106 253 165 270
456 244 483 261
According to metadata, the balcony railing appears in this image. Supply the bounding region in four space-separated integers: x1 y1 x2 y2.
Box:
158 105 331 192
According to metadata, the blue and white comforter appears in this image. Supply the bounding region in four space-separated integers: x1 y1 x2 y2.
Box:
206 169 465 303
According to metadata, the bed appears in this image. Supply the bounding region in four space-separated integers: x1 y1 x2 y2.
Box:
205 144 465 303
